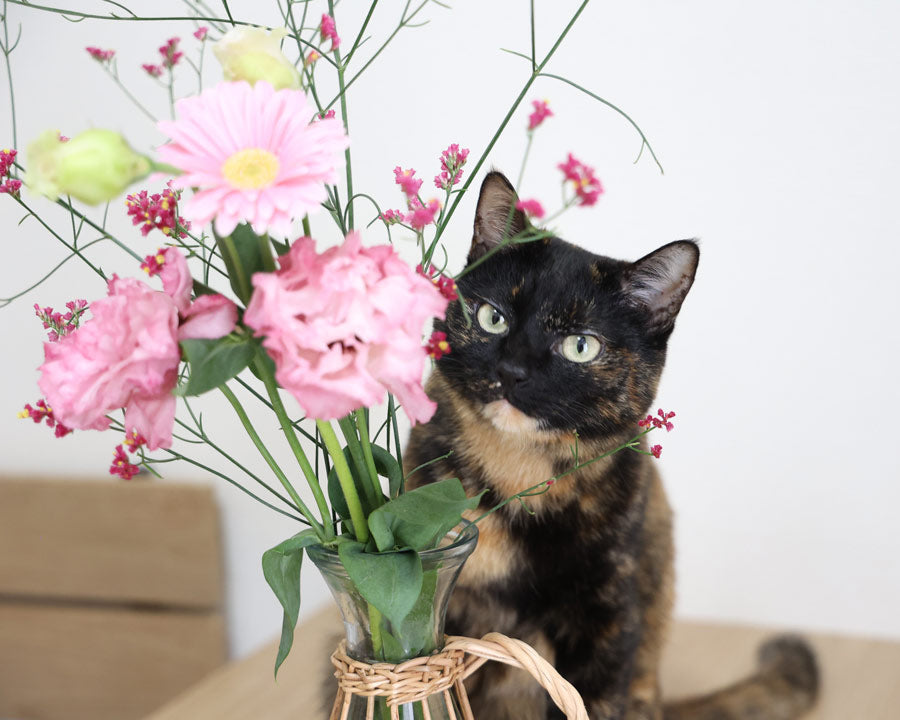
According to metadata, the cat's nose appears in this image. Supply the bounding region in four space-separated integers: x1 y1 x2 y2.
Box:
497 359 528 387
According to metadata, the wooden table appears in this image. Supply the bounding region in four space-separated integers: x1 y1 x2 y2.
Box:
144 606 900 719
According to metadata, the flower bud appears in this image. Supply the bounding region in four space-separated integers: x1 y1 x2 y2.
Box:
212 27 301 91
26 129 151 205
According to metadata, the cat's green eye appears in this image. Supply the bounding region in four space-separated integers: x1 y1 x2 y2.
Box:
476 303 509 334
560 334 603 363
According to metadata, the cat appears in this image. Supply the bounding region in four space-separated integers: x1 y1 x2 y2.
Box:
404 171 819 720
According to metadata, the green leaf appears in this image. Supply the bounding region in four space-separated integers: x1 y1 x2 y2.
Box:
214 223 266 304
270 237 291 256
176 336 256 396
370 444 403 499
261 529 319 676
248 345 278 385
338 541 423 628
367 478 482 552
390 568 438 658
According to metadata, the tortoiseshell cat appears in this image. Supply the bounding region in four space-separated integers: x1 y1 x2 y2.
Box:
405 172 819 720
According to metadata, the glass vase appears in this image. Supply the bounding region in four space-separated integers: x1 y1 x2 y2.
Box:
307 522 478 720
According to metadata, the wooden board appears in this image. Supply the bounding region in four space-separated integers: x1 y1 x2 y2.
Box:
143 606 900 720
0 601 226 720
0 477 223 608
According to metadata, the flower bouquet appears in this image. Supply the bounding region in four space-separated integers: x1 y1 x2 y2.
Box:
2 1 673 717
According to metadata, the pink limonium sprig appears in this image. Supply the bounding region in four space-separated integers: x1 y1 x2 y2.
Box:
558 152 603 207
517 98 553 191
83 42 159 123
434 144 470 191
320 14 340 52
18 399 72 438
34 299 88 342
125 185 190 239
86 46 115 64
0 148 21 196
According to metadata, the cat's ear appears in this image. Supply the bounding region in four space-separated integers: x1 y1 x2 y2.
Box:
620 240 699 334
469 171 529 263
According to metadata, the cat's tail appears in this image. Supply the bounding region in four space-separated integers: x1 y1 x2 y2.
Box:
662 635 820 720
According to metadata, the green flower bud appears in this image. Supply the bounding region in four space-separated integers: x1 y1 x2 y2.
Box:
26 129 151 205
213 27 301 91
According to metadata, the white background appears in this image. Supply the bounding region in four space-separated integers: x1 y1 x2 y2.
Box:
1 0 898 660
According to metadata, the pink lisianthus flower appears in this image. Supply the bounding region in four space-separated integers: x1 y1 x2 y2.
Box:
158 81 349 237
38 275 182 450
38 249 237 449
243 231 448 423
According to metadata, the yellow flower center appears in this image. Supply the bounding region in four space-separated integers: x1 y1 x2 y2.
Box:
221 148 279 189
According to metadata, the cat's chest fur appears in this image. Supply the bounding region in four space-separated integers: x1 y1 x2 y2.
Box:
407 373 654 620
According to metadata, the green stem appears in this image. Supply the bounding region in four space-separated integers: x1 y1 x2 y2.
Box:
328 0 354 230
173 414 299 514
255 355 334 539
516 132 534 192
220 383 325 537
1 0 18 150
425 0 590 262
215 231 252 303
356 409 382 506
368 603 385 660
338 415 378 508
302 215 312 237
14 197 107 281
256 232 277 271
388 394 403 493
105 418 307 524
106 65 158 123
317 419 369 544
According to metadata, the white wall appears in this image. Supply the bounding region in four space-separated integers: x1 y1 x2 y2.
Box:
1 0 898 660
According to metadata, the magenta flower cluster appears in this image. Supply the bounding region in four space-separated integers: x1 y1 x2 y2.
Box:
86 46 115 63
143 36 183 77
0 148 20 196
18 399 72 438
527 99 553 131
34 299 88 342
639 409 676 460
515 198 545 220
558 153 603 206
125 186 190 238
434 144 470 191
382 144 470 232
320 14 340 52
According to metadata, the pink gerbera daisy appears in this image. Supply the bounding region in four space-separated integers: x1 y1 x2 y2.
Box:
157 81 349 237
